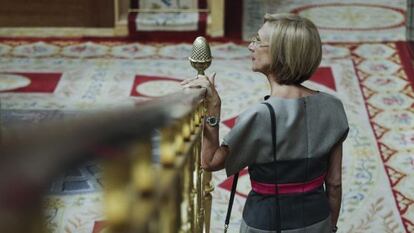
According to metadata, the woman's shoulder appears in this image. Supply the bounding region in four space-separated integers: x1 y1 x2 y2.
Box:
236 102 269 121
317 92 349 129
238 92 347 118
317 91 345 105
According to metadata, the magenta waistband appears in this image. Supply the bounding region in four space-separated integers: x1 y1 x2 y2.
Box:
251 173 326 195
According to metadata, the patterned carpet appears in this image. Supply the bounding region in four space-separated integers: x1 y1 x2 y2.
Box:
242 0 406 42
1 1 414 233
1 39 413 233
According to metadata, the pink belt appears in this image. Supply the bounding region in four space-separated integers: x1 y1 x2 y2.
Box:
251 173 326 195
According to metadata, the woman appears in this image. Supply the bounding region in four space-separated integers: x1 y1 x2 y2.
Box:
181 13 348 233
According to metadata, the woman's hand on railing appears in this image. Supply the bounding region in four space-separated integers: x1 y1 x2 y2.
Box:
180 73 221 109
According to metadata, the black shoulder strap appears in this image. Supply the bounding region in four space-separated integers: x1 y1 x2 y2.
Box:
262 103 277 162
224 172 239 232
262 102 281 233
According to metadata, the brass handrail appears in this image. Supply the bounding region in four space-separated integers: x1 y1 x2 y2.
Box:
0 88 212 233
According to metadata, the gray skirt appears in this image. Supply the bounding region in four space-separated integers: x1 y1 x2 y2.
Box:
240 215 332 233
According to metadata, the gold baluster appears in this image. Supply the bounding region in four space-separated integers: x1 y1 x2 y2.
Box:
196 135 205 232
178 148 194 233
188 139 196 233
161 124 181 233
175 123 186 156
203 170 214 233
181 115 195 233
159 175 180 233
131 140 154 194
200 99 214 233
128 140 158 232
161 127 176 167
190 110 196 135
162 122 194 233
182 115 191 142
103 150 131 233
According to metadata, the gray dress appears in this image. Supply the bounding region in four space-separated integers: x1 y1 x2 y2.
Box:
222 92 349 233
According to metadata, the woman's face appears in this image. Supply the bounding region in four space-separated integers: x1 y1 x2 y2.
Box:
248 22 272 74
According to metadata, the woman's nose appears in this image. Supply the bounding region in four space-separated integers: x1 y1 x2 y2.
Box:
248 42 255 52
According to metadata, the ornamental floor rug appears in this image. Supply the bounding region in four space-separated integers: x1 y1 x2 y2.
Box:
0 40 413 233
242 0 406 42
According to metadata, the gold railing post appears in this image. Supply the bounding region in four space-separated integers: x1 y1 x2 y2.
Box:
161 126 176 167
131 139 155 195
103 151 131 233
203 170 214 233
104 139 159 233
130 139 158 233
180 120 197 233
183 153 194 233
189 136 198 232
199 100 214 233
195 102 208 233
161 123 190 233
194 134 203 232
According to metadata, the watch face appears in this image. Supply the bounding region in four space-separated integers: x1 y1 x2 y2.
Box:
207 116 218 126
209 117 217 124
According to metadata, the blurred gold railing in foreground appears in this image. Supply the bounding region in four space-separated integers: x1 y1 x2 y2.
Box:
0 88 212 233
103 91 213 233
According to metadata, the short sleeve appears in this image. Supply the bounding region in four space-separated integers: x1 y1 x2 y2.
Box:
222 104 271 177
324 95 349 145
337 101 350 143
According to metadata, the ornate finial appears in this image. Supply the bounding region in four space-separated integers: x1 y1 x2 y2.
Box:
189 36 212 75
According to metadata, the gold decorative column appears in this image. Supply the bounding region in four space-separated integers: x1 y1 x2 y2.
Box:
203 170 214 233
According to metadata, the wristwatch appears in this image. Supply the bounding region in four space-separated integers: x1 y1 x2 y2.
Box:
205 116 220 127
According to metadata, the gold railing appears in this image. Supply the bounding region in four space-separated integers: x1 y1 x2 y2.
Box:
0 88 212 233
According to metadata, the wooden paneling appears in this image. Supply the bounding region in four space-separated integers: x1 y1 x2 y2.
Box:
0 0 115 27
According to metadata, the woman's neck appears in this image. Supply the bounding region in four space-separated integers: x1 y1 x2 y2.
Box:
266 73 316 98
267 74 292 96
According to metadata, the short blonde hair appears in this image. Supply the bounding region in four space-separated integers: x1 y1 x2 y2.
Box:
264 13 322 85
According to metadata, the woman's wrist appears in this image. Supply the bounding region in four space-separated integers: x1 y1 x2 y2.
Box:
206 97 221 113
332 226 338 232
206 94 221 105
